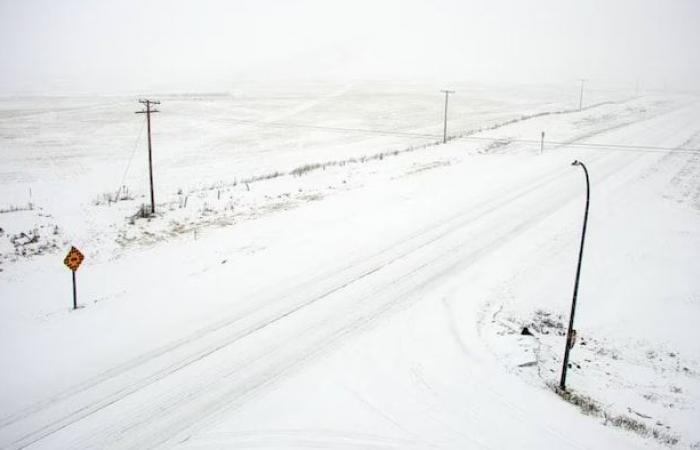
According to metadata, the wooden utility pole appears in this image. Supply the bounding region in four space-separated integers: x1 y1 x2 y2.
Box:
441 89 455 144
135 99 160 215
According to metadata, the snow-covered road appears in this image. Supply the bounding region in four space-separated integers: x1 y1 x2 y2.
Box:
1 94 699 449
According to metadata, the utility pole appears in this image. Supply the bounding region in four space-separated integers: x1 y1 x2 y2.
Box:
441 89 455 144
135 99 160 215
578 79 586 112
560 160 590 391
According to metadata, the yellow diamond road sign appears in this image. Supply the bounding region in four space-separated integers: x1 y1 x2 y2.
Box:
64 246 84 272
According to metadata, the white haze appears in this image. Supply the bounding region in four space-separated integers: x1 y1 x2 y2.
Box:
1 0 699 94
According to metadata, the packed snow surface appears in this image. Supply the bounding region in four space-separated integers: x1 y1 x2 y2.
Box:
0 82 699 449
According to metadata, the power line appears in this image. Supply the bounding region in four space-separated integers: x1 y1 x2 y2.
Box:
459 135 700 154
115 117 147 200
227 118 442 139
224 116 700 154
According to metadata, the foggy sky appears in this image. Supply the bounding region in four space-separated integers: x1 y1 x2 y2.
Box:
1 0 699 94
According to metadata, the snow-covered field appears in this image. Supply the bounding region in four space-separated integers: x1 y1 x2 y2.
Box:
0 82 699 449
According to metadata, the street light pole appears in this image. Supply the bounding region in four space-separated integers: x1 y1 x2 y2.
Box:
578 79 586 112
560 160 590 391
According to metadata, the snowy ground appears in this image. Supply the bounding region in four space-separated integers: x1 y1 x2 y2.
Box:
0 82 698 449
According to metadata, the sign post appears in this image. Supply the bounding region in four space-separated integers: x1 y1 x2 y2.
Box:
63 246 85 310
72 271 77 310
540 131 545 154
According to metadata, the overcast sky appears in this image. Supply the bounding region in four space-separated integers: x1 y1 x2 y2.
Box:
1 0 699 94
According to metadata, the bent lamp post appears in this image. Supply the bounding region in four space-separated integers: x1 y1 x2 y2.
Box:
560 160 590 391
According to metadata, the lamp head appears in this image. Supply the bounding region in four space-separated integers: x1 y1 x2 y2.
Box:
571 160 581 166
